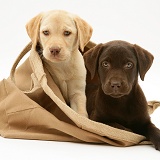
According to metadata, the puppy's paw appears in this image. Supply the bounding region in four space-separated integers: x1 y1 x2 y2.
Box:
150 134 160 151
153 138 160 151
155 142 160 151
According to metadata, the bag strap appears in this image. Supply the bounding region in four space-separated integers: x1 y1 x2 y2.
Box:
10 41 46 94
10 42 32 82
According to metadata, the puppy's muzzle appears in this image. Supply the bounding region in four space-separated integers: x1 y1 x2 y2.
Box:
103 77 130 98
49 47 61 56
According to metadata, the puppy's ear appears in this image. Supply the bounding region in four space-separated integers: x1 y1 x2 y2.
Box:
134 44 154 81
83 44 103 79
26 13 43 48
74 16 93 52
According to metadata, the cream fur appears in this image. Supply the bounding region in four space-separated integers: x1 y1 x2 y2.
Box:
26 10 93 117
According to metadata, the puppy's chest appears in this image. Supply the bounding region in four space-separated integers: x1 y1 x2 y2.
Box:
53 67 74 81
49 64 80 102
95 96 135 124
50 67 73 95
104 104 139 126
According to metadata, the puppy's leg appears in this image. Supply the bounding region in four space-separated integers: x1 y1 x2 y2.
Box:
144 122 160 150
67 79 88 117
133 86 160 150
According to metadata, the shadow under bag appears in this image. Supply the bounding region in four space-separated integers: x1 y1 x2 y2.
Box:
0 41 159 147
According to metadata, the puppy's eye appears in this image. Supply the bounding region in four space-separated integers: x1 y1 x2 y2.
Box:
64 31 71 36
43 30 49 36
124 62 133 69
102 61 110 68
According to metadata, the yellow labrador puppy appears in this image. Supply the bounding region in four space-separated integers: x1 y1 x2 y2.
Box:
26 10 93 117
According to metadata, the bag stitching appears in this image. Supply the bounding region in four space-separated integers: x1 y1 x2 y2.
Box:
3 80 11 132
6 106 40 115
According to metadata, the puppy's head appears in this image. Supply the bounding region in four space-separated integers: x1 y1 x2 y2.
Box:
26 10 92 63
84 40 154 98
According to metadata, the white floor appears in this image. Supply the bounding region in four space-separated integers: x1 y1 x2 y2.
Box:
0 0 160 159
0 137 160 160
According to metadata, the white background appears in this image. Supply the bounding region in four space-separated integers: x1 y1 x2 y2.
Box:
0 0 160 159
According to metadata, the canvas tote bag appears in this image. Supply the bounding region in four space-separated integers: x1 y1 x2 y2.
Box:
0 41 159 147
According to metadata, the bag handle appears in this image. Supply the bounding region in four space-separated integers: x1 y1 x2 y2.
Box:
10 41 46 94
10 42 32 82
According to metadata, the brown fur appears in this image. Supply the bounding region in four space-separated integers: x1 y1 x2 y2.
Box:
84 40 160 150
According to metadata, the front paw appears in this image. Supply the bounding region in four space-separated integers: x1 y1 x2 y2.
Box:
152 139 160 151
150 133 160 151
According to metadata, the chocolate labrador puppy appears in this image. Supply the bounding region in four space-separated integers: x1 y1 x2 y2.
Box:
84 40 160 150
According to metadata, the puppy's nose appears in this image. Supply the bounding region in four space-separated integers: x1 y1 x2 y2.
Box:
49 47 61 55
111 80 121 89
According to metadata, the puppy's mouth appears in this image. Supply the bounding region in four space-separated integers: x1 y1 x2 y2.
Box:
109 93 125 98
103 90 127 98
102 83 131 98
49 54 67 62
43 51 70 63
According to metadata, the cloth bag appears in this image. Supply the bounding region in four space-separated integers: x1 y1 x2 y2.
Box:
0 41 160 147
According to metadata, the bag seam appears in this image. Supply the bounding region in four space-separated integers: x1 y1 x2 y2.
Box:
6 106 40 115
